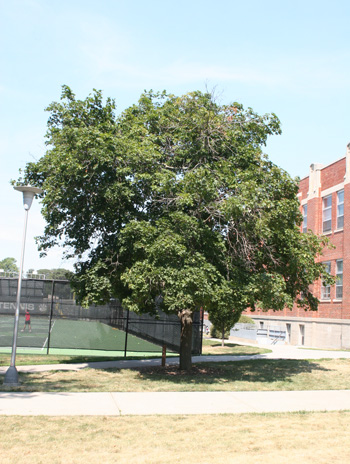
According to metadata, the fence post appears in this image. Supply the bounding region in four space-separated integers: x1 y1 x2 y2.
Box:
200 308 204 355
124 309 130 358
47 280 55 355
162 344 166 367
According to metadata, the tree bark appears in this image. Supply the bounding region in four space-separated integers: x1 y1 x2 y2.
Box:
221 327 225 347
178 309 193 371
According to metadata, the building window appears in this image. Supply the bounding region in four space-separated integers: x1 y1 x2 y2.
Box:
337 190 344 229
336 259 343 299
302 205 307 233
323 195 332 233
321 261 331 300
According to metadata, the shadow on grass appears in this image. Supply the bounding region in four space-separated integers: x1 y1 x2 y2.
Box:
51 355 128 364
0 354 165 367
0 356 119 367
136 359 332 386
0 371 95 392
0 359 335 392
59 354 172 364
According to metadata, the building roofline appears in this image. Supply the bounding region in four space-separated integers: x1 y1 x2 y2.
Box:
299 155 346 181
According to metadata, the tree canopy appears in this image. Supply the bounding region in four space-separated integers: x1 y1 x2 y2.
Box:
0 257 19 273
18 86 330 369
36 268 73 280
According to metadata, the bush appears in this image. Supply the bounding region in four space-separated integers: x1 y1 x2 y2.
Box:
210 325 230 339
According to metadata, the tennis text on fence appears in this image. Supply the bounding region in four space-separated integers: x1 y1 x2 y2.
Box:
0 302 35 311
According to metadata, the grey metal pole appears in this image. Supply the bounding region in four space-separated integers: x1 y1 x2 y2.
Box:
124 309 130 358
47 280 55 355
3 185 43 386
4 208 29 385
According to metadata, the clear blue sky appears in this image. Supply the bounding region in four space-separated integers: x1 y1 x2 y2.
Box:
1 0 350 271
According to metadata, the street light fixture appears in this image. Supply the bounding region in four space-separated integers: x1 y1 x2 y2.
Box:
3 185 43 386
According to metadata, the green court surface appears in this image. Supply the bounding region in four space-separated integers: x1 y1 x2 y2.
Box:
0 315 171 355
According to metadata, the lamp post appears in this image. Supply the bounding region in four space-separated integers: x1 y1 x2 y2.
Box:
3 185 43 386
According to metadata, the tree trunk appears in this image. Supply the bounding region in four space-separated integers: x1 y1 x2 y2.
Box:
221 326 225 347
178 309 193 371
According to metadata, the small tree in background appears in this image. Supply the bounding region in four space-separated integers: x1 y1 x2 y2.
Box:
0 257 19 273
36 268 73 280
209 310 241 347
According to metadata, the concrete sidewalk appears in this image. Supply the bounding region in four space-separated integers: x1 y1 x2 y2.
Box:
1 390 350 416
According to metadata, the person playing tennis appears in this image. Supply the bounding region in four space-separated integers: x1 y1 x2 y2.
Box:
21 309 32 332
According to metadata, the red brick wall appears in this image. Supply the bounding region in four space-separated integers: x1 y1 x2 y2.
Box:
307 196 322 235
341 182 350 319
321 158 345 190
246 156 349 321
299 177 309 202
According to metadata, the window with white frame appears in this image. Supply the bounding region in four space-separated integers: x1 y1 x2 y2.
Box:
323 195 332 233
336 259 343 299
302 205 307 233
337 190 344 229
321 261 331 300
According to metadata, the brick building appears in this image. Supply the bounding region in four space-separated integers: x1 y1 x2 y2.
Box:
249 144 350 349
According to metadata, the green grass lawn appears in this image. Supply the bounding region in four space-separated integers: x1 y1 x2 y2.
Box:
201 339 271 356
1 358 350 393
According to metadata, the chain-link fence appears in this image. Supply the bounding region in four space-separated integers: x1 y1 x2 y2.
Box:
0 278 203 355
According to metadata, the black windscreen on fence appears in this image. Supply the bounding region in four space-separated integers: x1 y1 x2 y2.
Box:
0 278 203 355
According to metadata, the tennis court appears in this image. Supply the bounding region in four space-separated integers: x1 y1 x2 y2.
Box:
0 315 167 356
0 278 203 357
0 314 50 349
